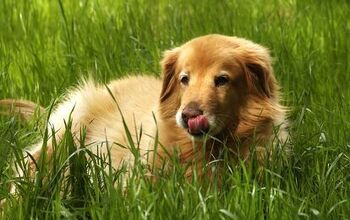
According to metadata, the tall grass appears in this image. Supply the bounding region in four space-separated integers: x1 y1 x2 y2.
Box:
0 0 349 219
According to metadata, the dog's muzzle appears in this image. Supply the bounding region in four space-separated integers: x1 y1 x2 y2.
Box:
180 102 209 136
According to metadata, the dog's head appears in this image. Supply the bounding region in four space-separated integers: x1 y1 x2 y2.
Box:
159 34 277 138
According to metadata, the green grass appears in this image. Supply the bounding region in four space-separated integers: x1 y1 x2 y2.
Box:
1 0 350 219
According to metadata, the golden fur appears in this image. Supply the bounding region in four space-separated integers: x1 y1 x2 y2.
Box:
3 34 289 181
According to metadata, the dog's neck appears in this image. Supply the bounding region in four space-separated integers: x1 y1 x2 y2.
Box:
154 95 278 178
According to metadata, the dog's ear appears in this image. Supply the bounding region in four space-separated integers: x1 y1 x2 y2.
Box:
241 47 276 98
160 47 180 102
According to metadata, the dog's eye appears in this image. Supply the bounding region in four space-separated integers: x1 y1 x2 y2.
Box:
214 75 230 87
179 74 189 86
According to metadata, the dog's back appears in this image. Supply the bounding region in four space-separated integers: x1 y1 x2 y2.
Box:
46 76 163 168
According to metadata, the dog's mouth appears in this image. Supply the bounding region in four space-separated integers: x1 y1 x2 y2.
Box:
185 115 210 136
176 109 214 137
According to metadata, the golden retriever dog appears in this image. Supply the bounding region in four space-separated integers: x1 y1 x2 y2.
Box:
2 34 289 182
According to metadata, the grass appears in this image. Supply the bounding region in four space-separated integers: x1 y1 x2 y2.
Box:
0 0 349 219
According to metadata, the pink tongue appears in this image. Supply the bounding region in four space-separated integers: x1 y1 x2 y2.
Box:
187 115 209 134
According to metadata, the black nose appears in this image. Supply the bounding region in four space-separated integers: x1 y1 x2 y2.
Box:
181 102 203 124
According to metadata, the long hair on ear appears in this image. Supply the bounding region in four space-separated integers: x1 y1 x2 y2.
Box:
159 47 180 102
236 42 277 99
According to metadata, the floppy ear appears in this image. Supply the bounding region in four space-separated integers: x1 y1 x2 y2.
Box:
160 47 180 102
242 47 276 98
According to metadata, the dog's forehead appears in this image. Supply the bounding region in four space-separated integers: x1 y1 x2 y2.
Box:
178 39 239 72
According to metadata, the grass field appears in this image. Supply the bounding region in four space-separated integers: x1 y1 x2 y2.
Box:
1 0 350 219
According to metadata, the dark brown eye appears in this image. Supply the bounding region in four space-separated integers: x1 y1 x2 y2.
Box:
214 75 230 87
180 74 189 86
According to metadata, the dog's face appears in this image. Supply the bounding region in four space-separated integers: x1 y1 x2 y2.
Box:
159 35 276 138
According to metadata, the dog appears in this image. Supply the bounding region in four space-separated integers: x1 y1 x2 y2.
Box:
1 34 289 182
